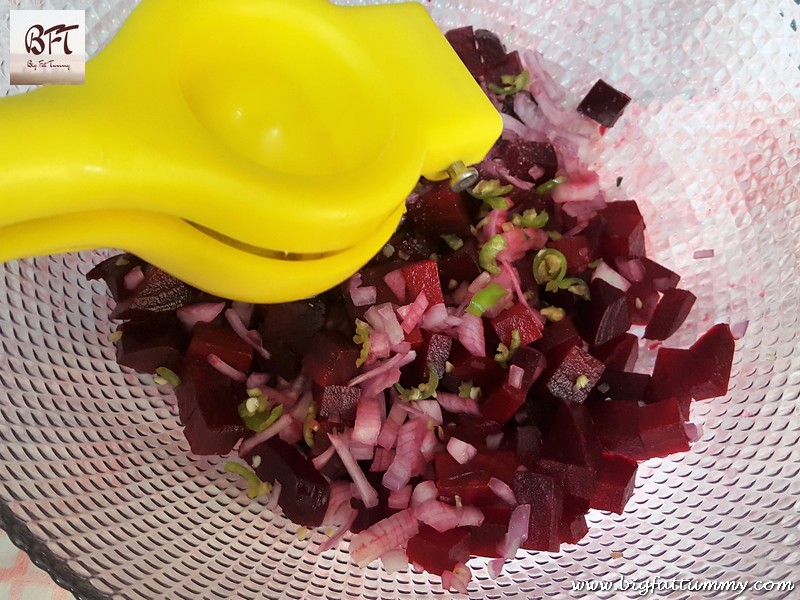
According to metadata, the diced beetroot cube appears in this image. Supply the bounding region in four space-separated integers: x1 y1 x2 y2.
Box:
514 471 562 551
598 202 646 262
588 399 645 458
597 370 651 403
86 253 147 301
542 400 604 468
584 279 632 348
559 496 589 545
644 288 696 340
402 260 445 305
625 281 660 326
514 425 543 467
534 316 582 360
483 50 523 87
469 502 512 558
445 26 482 78
302 331 360 387
400 331 452 387
187 322 253 373
407 525 471 576
646 347 692 403
549 236 592 273
407 181 472 237
481 347 546 424
589 453 637 514
637 397 690 460
243 437 330 527
512 254 540 305
638 257 680 291
475 29 507 68
438 237 481 286
544 346 605 404
316 385 362 422
257 297 328 379
440 417 502 449
577 79 631 128
533 458 596 502
350 472 395 533
436 451 518 506
177 359 245 455
404 325 424 349
591 333 638 371
496 139 558 185
448 342 505 390
686 323 735 400
111 267 198 320
116 316 187 374
490 303 544 347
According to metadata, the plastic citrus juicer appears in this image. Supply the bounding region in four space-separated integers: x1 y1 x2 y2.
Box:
0 0 501 303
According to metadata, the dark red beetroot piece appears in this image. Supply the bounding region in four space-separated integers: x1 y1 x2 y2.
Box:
110 267 198 320
447 342 505 390
637 398 691 459
514 471 562 551
469 502 513 558
86 253 147 301
400 331 452 387
435 451 518 506
542 400 604 469
584 279 632 348
402 260 445 306
559 496 589 545
439 417 502 450
625 281 660 326
686 323 735 400
543 346 605 404
534 316 582 360
444 26 482 77
480 347 546 424
593 369 651 403
591 332 638 371
589 452 637 514
643 288 696 340
514 425 543 468
407 525 471 576
490 303 544 347
437 237 482 286
407 181 472 237
350 472 395 533
302 331 360 387
115 316 186 374
588 399 646 458
176 358 245 455
577 79 631 128
596 201 646 262
638 256 681 291
244 437 330 528
495 139 558 186
646 347 692 403
257 298 327 379
187 322 254 373
549 236 593 273
316 385 362 422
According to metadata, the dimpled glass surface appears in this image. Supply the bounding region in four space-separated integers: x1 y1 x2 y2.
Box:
0 0 799 598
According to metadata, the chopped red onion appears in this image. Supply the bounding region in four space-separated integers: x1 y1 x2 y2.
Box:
350 509 419 567
615 257 646 282
352 395 383 446
415 400 443 426
445 564 472 595
488 478 517 506
468 271 493 294
684 422 703 443
497 227 548 263
591 261 631 291
318 508 357 554
176 302 225 330
456 313 486 357
421 302 449 332
321 481 353 527
380 549 409 575
265 480 282 512
123 266 144 290
490 162 535 191
501 113 540 140
488 558 506 579
245 372 269 389
349 440 376 461
446 437 478 465
289 389 314 422
311 443 337 470
262 386 299 411
382 419 425 491
348 350 417 388
238 414 294 457
485 432 504 451
413 499 484 533
368 331 391 361
419 429 441 462
328 432 379 509
508 365 525 390
410 480 438 507
370 447 395 473
225 309 271 360
383 269 407 304
497 503 531 559
552 174 601 203
436 392 480 417
377 401 407 450
231 301 254 327
397 291 429 334
731 320 749 340
207 353 247 382
348 273 378 307
388 485 413 510
693 248 715 260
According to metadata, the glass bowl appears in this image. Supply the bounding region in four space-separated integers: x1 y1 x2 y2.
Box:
1 0 798 598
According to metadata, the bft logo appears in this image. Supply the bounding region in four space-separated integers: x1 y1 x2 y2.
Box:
9 10 86 85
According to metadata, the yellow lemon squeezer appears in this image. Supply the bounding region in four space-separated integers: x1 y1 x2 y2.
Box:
0 0 501 303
